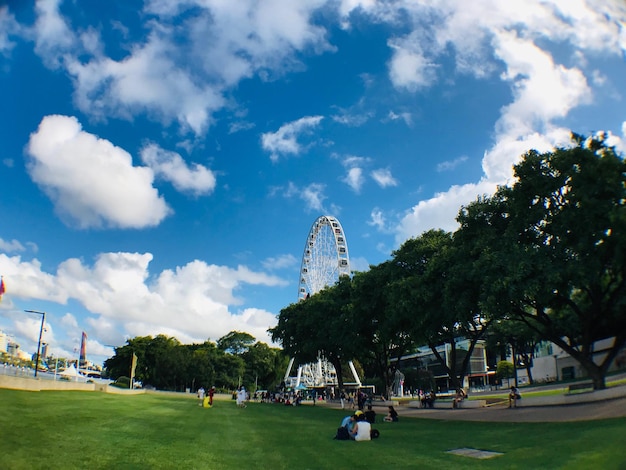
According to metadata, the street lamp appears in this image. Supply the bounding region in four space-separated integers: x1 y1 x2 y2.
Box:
24 309 46 378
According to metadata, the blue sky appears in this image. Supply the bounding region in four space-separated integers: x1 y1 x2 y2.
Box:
1 0 625 367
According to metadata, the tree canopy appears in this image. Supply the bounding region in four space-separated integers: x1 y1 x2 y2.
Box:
457 134 626 389
271 133 626 391
104 332 285 392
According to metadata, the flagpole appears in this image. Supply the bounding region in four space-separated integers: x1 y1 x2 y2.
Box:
24 310 46 378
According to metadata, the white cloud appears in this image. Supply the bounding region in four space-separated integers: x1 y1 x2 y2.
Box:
33 0 75 67
66 35 225 135
331 110 373 127
261 254 298 270
371 168 398 188
300 183 328 212
0 251 287 348
26 115 171 229
0 238 25 253
140 143 217 196
602 128 625 154
348 256 371 273
395 180 498 243
343 167 365 192
437 156 468 172
0 6 20 55
388 38 438 91
368 208 386 231
261 115 324 162
229 121 256 134
335 1 621 245
387 110 413 126
29 0 332 135
278 181 331 213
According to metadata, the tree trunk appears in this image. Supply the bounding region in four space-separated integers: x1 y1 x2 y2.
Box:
330 358 344 390
524 359 534 385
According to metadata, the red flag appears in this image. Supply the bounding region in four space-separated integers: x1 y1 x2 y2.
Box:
0 277 5 301
79 331 87 366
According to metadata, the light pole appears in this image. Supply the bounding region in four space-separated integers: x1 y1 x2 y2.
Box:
24 309 46 378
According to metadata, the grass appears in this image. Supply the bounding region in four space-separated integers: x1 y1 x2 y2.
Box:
1 390 625 470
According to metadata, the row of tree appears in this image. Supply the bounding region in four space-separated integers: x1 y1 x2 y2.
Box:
104 331 288 392
271 134 626 394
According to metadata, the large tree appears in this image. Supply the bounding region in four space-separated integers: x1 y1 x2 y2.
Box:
351 261 418 399
392 230 490 391
217 331 256 355
459 134 626 389
270 275 358 389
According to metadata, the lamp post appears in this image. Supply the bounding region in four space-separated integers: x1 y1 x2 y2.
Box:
24 309 46 378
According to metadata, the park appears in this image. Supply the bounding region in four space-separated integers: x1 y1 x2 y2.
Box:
1 376 626 469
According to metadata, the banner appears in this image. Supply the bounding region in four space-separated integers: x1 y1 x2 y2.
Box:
79 331 87 368
130 353 138 389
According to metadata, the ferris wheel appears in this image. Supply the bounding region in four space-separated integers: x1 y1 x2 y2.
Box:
284 215 361 390
298 215 351 300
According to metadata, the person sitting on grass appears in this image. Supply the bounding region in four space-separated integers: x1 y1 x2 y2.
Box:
364 405 376 424
335 411 360 440
341 411 359 433
383 405 398 422
508 386 521 408
350 413 372 441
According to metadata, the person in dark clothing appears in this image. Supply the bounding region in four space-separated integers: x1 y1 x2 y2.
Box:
383 405 399 422
364 404 376 424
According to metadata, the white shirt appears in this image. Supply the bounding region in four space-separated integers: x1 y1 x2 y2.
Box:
353 420 372 441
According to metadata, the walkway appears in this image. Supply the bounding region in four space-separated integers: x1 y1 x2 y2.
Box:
394 395 626 422
321 383 626 423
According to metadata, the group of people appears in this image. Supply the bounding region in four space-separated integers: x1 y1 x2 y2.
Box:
339 389 371 410
336 410 374 441
335 405 397 441
197 386 216 407
418 390 437 408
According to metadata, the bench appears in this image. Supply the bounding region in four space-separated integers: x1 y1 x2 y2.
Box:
568 382 594 394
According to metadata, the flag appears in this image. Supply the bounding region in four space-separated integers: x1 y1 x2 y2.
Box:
0 276 5 301
130 353 138 389
79 331 87 367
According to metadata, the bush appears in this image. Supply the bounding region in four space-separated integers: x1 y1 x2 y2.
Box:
496 360 515 380
112 376 131 389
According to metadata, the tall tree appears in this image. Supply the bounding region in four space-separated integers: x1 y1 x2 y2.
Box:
486 318 543 386
242 342 287 391
392 230 490 391
351 262 417 399
459 134 626 389
270 275 357 389
217 331 256 355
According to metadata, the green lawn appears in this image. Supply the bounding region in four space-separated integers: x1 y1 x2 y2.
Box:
0 389 624 470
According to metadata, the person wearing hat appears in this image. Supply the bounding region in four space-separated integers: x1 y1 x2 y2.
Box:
350 410 371 441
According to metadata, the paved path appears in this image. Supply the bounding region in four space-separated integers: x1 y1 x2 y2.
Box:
320 386 626 423
392 396 626 422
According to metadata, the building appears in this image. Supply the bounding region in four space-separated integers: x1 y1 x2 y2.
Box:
514 337 626 385
398 339 492 393
0 330 8 353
